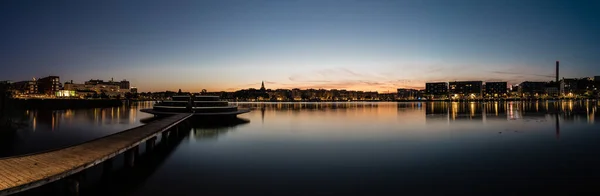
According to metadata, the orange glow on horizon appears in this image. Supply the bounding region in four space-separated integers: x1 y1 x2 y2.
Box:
140 84 424 93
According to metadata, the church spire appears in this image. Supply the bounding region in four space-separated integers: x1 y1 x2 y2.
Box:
260 81 266 91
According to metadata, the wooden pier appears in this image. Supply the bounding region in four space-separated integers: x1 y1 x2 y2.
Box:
0 113 193 195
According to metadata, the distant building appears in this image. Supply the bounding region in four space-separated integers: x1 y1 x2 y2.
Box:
545 87 559 97
519 81 547 97
84 79 103 85
418 89 426 98
119 80 130 90
449 81 483 99
397 88 418 100
425 82 448 99
560 78 578 96
65 79 131 97
260 81 266 91
269 89 291 101
55 90 76 98
37 76 60 95
484 82 507 98
509 85 520 98
131 87 138 94
291 88 302 101
13 79 38 95
595 76 600 82
375 93 392 101
85 79 130 91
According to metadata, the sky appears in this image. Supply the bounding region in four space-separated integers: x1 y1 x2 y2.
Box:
1 0 599 92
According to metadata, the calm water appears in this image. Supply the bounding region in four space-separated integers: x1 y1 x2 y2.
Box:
0 101 155 157
9 101 600 195
129 101 596 195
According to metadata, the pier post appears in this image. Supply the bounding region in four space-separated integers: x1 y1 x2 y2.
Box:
66 178 79 196
146 137 156 152
102 158 113 180
173 126 179 137
124 146 138 168
162 131 169 144
134 144 140 158
66 172 84 196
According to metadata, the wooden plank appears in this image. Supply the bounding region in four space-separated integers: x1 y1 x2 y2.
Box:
0 164 19 188
0 113 192 195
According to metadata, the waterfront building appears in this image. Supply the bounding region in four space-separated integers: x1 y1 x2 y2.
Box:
560 77 595 97
316 89 327 100
119 80 130 90
292 88 302 101
519 81 547 98
329 89 339 101
65 80 131 98
484 82 507 98
417 90 426 99
397 88 419 100
448 81 483 99
84 79 131 91
37 76 61 95
13 79 38 95
379 93 396 101
268 89 291 101
365 91 378 100
55 90 76 97
338 90 349 101
545 87 560 97
425 82 448 99
560 78 578 97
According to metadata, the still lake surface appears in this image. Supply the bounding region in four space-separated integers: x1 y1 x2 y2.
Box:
5 101 600 195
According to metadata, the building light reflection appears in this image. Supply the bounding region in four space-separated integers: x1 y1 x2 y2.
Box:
52 112 55 131
32 115 37 132
494 102 499 116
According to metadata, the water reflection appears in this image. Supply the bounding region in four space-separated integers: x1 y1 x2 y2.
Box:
424 100 599 124
19 101 155 129
191 118 250 140
0 101 155 157
233 102 384 111
235 101 599 126
73 117 250 196
123 101 600 196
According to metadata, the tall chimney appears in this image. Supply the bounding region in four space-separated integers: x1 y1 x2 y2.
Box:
556 61 559 83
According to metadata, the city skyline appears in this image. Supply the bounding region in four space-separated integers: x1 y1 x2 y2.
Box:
2 0 599 92
6 72 597 94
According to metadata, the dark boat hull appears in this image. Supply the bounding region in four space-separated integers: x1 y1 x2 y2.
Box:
140 108 250 117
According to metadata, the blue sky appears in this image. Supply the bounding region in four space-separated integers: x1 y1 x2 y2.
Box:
1 0 599 92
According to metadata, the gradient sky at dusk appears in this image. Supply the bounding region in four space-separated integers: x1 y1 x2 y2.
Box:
1 0 599 92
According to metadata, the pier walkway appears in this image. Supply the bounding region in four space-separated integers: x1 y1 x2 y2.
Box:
0 113 193 195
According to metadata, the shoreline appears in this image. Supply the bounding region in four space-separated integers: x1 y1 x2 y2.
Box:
9 98 123 110
225 98 597 103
